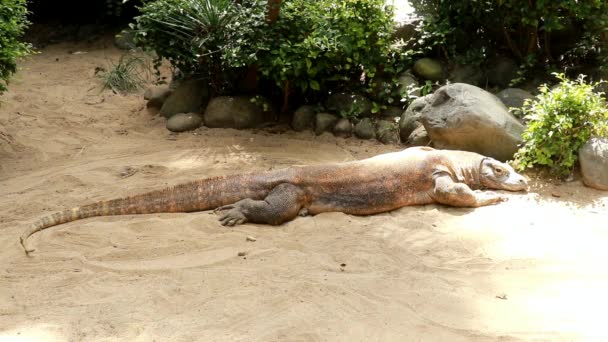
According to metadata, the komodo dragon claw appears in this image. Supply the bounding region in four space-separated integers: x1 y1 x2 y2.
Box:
214 204 234 213
219 211 247 226
474 190 508 204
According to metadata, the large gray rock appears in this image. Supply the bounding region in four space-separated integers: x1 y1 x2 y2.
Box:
495 88 534 111
314 113 339 135
144 85 172 109
579 137 608 190
376 120 399 144
166 113 203 132
354 118 375 139
419 83 525 161
487 56 519 88
413 58 444 81
333 118 353 138
160 79 209 118
325 93 372 118
399 95 432 142
76 24 101 42
291 105 316 131
203 96 270 129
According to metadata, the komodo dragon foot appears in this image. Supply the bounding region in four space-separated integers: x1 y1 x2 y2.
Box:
432 176 509 207
215 183 307 226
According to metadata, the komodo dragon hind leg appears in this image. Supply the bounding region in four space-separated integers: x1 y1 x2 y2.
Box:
216 183 306 226
431 175 507 208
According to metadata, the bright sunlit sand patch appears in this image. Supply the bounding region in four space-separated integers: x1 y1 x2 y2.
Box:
0 324 65 342
466 193 608 340
164 147 259 170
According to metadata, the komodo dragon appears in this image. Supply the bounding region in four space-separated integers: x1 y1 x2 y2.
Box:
19 146 528 255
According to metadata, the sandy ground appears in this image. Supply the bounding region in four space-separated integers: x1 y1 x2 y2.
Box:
1 39 608 342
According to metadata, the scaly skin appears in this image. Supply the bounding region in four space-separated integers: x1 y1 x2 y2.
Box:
20 147 528 255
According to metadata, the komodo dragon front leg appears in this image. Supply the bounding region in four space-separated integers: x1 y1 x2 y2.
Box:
431 175 507 208
215 183 308 226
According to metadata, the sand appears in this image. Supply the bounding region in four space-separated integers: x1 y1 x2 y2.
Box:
1 38 608 342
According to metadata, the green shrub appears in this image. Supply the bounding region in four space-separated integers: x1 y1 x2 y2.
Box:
513 73 608 177
132 0 267 92
97 55 150 94
409 0 608 74
254 0 398 95
133 0 405 104
0 0 32 96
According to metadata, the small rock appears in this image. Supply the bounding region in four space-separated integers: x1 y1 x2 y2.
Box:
379 106 404 118
314 113 339 135
203 96 272 129
496 294 508 300
114 29 137 50
413 58 444 81
376 120 399 144
84 95 104 105
119 166 137 178
291 105 316 131
354 118 375 140
579 137 608 191
325 93 372 118
246 236 257 242
399 95 432 142
487 56 519 88
495 88 534 113
160 79 210 119
237 251 247 257
144 85 172 109
449 64 485 86
397 72 421 99
407 125 430 146
166 113 203 132
333 118 353 138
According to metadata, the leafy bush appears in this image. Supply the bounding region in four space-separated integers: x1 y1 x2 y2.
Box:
0 0 32 96
409 0 608 72
513 73 608 177
133 0 405 105
133 0 267 92
96 55 150 94
253 0 397 95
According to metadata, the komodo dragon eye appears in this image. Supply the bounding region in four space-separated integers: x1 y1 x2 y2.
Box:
493 166 506 175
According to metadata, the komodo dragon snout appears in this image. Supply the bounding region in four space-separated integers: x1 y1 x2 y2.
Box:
479 157 528 191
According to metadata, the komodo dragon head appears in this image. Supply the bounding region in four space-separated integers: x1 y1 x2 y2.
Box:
478 157 528 191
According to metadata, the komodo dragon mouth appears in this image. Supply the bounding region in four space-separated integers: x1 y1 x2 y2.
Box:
20 147 529 256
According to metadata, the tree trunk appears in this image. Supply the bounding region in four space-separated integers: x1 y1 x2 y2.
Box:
267 0 281 24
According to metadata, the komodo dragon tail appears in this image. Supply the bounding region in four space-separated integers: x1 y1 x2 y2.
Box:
20 172 284 256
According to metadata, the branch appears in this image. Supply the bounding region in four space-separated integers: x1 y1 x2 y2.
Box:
502 26 523 60
266 0 282 25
